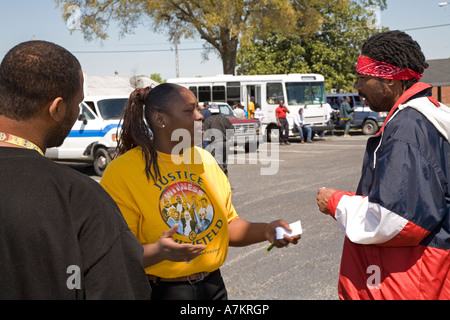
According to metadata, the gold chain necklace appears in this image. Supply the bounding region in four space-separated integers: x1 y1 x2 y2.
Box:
0 132 44 156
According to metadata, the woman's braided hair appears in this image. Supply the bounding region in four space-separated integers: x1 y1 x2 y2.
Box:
116 83 182 181
361 30 429 89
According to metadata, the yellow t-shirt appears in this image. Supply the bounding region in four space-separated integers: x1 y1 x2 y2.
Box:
100 146 239 278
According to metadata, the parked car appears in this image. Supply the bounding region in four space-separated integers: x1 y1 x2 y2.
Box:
204 102 261 152
327 93 387 135
45 96 127 176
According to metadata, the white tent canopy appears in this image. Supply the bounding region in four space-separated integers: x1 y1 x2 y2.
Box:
83 74 159 97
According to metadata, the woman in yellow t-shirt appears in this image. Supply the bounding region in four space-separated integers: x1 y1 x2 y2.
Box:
100 83 299 300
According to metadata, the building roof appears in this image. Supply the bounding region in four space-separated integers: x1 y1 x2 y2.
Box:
83 74 158 97
421 59 450 87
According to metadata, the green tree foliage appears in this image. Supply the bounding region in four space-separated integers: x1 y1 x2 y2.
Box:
237 0 387 92
56 0 323 75
149 73 166 83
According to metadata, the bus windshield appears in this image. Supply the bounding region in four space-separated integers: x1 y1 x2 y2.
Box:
285 82 326 105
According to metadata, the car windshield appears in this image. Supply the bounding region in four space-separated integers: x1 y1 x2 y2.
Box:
97 98 128 120
286 82 326 105
218 104 233 116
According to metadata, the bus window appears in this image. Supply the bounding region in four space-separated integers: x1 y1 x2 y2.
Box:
286 82 326 105
226 82 240 105
212 85 226 101
266 82 284 105
199 86 211 102
189 86 198 99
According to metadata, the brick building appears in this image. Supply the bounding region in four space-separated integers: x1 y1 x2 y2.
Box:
421 59 450 106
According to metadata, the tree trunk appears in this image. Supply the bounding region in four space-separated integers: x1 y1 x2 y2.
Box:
221 49 237 75
197 25 239 75
218 32 239 75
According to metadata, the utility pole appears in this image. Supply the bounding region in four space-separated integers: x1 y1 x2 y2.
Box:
162 14 181 78
174 21 180 78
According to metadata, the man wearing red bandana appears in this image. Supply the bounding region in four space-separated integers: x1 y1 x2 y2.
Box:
317 30 450 300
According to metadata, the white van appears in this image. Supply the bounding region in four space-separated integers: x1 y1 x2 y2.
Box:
45 96 128 176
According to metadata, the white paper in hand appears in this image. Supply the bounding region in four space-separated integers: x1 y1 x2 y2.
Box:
276 220 302 240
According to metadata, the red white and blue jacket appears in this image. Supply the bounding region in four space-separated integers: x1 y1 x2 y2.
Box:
327 83 450 299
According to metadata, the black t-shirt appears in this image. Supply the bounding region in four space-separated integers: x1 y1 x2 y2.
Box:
203 114 234 142
0 148 151 299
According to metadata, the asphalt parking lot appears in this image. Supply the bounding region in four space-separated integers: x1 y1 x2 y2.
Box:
69 132 370 300
222 133 369 300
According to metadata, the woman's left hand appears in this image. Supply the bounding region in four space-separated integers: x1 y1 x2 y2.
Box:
265 220 300 248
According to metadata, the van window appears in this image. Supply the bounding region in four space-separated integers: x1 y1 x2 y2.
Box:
84 101 97 115
266 83 284 105
80 104 96 120
97 98 128 120
354 95 362 106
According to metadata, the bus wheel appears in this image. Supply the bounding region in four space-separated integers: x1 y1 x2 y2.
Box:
362 119 378 135
93 148 111 176
266 125 280 143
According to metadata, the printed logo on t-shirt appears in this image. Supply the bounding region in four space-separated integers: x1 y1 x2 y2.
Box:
159 180 216 242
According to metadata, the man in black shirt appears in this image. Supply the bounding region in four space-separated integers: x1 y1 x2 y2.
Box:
203 105 234 176
0 41 151 299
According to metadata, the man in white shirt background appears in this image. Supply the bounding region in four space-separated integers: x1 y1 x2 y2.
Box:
293 108 312 143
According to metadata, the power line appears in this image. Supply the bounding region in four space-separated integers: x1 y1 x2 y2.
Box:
68 23 450 54
71 47 204 54
401 23 450 32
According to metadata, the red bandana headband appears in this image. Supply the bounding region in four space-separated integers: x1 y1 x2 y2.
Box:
356 55 423 80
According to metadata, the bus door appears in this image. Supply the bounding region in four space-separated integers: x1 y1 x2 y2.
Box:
245 85 261 118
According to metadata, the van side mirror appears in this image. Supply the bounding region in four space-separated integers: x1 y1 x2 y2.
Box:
78 114 88 125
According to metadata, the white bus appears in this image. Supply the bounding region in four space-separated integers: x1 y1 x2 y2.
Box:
168 74 333 141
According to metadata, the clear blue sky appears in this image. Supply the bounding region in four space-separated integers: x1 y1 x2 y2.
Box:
0 0 449 80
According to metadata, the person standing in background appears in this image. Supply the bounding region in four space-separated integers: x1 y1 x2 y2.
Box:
276 99 290 145
233 103 246 119
339 96 355 137
203 104 234 176
248 96 256 119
